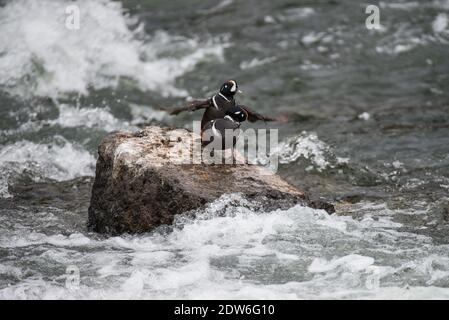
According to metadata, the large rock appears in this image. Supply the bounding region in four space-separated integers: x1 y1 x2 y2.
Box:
88 126 334 235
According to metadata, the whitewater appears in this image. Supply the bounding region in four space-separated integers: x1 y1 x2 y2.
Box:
1 0 449 299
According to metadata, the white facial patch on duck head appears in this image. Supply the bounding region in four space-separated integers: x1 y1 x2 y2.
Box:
224 115 235 122
230 80 237 93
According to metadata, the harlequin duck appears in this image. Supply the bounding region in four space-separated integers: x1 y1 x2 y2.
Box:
201 105 248 150
170 80 277 129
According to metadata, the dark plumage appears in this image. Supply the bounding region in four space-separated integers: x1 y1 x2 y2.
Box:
201 105 248 150
170 80 277 129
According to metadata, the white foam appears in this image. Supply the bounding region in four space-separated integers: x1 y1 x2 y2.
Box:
2 101 152 136
381 0 449 11
279 7 315 22
0 264 23 279
129 103 168 124
379 2 420 10
0 167 12 198
273 131 331 171
309 255 375 273
0 0 227 98
358 112 371 120
0 137 95 198
264 15 276 24
433 13 448 33
1 195 449 299
239 57 276 70
0 231 91 249
302 32 324 46
52 104 134 131
300 60 322 71
375 21 441 55
202 0 234 14
337 157 350 164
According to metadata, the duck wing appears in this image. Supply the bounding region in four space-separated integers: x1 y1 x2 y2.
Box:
170 99 212 115
240 105 278 122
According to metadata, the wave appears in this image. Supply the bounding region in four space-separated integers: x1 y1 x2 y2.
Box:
0 137 95 198
274 131 333 171
1 101 170 139
51 104 134 132
375 4 449 55
0 0 227 98
52 103 170 130
0 195 448 299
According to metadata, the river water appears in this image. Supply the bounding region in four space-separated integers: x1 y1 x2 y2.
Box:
0 0 449 299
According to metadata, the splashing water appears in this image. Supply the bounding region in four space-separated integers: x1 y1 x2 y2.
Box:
1 195 449 299
0 0 227 98
275 132 332 171
0 137 95 198
1 0 449 300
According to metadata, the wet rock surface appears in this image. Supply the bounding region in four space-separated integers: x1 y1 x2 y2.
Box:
88 126 334 235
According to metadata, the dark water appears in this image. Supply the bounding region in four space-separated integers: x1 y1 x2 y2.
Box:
0 0 449 299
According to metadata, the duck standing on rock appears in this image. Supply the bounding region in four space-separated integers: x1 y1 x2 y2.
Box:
201 105 248 163
201 105 248 149
170 80 278 129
